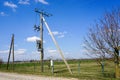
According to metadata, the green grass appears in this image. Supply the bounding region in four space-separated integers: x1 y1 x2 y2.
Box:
0 59 120 80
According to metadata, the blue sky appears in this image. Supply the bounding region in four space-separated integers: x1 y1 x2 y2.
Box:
0 0 120 61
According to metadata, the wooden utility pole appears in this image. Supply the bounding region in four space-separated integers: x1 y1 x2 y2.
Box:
12 34 14 70
40 12 44 72
43 17 73 74
34 9 72 74
7 34 14 70
34 9 51 72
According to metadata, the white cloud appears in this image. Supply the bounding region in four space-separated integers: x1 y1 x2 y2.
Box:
45 48 75 60
45 48 61 59
0 50 9 54
58 34 64 38
48 49 57 54
0 49 26 55
26 36 46 43
0 12 7 16
45 48 57 54
18 0 30 5
35 0 49 4
31 51 39 54
4 1 17 11
4 1 17 8
52 31 59 36
15 49 26 55
118 29 120 32
49 31 67 38
26 36 40 42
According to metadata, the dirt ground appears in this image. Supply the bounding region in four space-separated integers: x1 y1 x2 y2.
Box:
0 72 78 80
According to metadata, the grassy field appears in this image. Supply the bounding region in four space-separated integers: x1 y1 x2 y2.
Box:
0 59 120 80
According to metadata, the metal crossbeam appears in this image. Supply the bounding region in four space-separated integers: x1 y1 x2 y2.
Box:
35 8 52 17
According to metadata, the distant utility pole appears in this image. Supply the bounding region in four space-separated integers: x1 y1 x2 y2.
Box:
7 34 14 70
34 8 52 72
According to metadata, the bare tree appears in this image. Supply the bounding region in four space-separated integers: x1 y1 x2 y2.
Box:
84 8 120 78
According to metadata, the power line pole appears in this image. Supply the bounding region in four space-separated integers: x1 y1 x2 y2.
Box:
34 8 51 72
40 11 44 72
34 9 72 74
7 34 14 70
12 34 14 70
